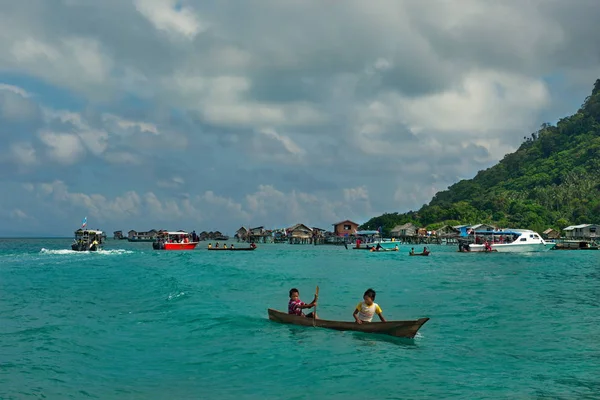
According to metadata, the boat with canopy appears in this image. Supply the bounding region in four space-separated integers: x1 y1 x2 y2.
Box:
458 229 555 252
72 229 104 252
152 231 199 250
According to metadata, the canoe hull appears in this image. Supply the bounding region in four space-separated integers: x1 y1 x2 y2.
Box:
409 252 430 256
208 247 256 251
267 309 428 339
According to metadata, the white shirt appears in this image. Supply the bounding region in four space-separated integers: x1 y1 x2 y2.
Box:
356 302 382 322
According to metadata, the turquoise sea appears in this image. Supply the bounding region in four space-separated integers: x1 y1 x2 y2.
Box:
1 239 599 399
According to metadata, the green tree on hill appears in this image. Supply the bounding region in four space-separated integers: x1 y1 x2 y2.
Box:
362 79 600 233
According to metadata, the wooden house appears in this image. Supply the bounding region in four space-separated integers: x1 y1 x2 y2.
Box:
235 227 248 242
468 224 496 232
273 229 287 243
332 220 359 237
434 225 459 238
390 223 417 238
563 224 599 239
287 223 313 244
431 225 460 245
113 230 124 240
248 226 269 243
542 228 561 239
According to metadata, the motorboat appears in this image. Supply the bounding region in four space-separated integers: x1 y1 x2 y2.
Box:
460 229 555 253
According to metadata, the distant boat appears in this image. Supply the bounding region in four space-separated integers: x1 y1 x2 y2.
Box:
409 251 430 256
214 235 230 241
208 247 256 251
352 230 400 250
127 237 155 242
267 309 429 339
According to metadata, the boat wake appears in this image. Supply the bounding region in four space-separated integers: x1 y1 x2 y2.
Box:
40 248 79 255
40 248 134 255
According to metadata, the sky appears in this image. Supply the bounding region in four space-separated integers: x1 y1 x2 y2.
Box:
1 0 599 236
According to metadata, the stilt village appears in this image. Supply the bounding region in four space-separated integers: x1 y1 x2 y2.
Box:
112 220 599 248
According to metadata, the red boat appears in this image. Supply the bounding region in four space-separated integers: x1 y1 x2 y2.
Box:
152 231 199 250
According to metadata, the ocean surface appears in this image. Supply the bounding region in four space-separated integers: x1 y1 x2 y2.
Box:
1 239 599 399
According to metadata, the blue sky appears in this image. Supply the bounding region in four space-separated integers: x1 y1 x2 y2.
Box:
0 0 599 237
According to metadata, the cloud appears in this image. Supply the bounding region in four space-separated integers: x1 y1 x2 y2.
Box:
134 0 205 40
0 83 30 97
0 0 599 235
38 131 86 165
10 208 31 220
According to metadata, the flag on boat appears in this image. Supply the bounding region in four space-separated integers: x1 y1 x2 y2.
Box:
378 226 382 234
81 216 87 228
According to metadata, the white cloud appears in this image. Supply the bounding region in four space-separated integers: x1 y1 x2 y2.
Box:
10 208 31 220
103 114 160 136
343 186 370 203
0 83 30 97
11 38 59 63
0 0 599 235
395 70 550 134
134 0 205 40
38 131 85 164
157 176 185 188
255 128 306 161
8 37 113 96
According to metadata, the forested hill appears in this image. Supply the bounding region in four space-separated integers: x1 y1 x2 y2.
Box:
362 79 600 234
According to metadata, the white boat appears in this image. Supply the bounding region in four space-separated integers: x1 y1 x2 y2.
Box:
352 230 400 250
464 229 555 253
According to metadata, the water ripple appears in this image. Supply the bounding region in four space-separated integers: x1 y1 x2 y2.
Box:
0 239 599 399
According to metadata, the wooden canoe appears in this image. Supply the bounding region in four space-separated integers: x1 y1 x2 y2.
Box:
409 252 430 256
267 309 429 339
207 247 256 251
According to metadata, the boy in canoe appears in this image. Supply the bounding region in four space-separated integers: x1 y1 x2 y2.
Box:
288 288 318 319
353 288 386 324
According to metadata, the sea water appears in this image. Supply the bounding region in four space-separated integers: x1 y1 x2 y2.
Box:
0 239 598 399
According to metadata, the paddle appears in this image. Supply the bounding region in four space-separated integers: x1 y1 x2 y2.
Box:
313 285 319 327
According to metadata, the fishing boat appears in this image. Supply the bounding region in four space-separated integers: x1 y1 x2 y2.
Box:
72 229 104 252
458 229 555 253
208 246 257 251
152 231 199 250
352 230 399 250
409 251 430 256
127 237 155 242
369 245 399 252
267 309 429 339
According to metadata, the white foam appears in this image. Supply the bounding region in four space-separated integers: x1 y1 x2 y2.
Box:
40 248 80 255
96 249 134 255
40 248 134 255
167 292 186 300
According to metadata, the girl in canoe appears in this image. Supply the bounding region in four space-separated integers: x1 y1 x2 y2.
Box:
353 288 386 324
288 288 318 319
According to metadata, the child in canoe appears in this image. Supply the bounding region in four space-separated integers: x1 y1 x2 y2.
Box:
288 288 318 319
353 288 386 324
